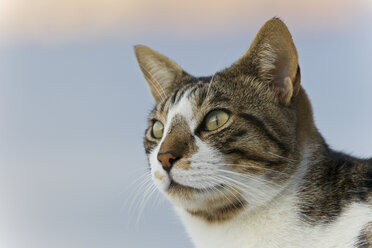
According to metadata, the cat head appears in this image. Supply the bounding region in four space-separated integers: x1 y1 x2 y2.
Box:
135 18 314 222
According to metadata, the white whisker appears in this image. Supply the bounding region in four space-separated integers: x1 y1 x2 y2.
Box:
125 174 152 216
210 162 296 178
267 151 298 163
205 73 215 100
136 183 158 224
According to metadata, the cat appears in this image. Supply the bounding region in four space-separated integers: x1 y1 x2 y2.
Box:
134 18 372 248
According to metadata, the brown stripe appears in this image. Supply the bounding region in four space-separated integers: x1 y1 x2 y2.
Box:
220 148 282 165
187 82 204 99
238 113 289 154
159 96 170 112
187 199 246 223
357 222 372 248
170 88 180 104
144 138 157 145
230 129 248 138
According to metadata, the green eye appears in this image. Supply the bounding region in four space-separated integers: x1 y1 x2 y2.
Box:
152 120 164 139
204 110 229 131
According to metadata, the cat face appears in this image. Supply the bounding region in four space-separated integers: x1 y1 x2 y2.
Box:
136 18 307 220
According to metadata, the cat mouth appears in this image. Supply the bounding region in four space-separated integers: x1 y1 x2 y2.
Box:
168 179 224 193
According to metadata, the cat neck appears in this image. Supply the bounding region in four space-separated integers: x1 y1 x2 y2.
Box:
174 140 311 240
174 143 371 248
174 177 301 248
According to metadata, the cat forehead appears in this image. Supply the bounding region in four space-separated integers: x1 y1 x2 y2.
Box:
153 78 234 113
150 75 266 127
165 90 197 130
151 80 207 116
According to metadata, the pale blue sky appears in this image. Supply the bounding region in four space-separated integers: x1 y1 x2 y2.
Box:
0 1 371 248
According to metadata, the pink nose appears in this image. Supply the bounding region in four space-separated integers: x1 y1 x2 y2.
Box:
157 152 179 172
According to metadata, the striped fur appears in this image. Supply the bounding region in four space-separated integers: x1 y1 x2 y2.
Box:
135 18 372 248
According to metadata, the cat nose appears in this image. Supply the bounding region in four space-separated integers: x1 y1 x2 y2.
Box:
157 152 180 172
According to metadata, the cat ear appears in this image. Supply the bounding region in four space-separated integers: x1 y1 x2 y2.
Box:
134 45 184 103
231 18 300 105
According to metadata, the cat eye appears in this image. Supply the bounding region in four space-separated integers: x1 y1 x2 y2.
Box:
204 110 229 131
152 120 164 139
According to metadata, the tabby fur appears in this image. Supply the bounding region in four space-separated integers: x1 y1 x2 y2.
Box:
135 18 372 248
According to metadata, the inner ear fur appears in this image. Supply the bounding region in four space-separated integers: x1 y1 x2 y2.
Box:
231 18 301 105
134 45 185 103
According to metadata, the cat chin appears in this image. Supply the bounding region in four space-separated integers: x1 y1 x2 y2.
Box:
167 190 223 210
165 182 244 211
167 180 225 198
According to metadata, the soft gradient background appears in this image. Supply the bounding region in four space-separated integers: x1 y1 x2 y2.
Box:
1 1 371 247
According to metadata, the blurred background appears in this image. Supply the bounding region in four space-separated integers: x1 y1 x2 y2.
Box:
0 0 371 247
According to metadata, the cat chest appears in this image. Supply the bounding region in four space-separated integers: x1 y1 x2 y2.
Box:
176 202 371 248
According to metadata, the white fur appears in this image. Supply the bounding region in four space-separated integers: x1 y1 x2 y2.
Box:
176 195 371 248
167 91 196 130
149 95 371 248
150 92 223 195
173 144 371 248
171 136 222 189
259 43 277 74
